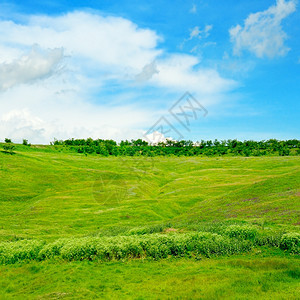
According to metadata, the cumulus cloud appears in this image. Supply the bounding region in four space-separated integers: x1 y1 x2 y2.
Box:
230 0 297 58
0 46 63 91
0 11 237 143
152 54 237 96
143 130 174 145
0 85 153 144
0 12 161 74
0 109 46 143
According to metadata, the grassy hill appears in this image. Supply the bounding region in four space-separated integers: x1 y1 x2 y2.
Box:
0 145 299 298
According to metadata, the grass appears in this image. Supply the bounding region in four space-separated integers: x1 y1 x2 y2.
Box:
0 257 299 299
0 144 299 298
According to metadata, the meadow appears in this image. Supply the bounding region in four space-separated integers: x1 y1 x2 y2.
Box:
0 144 299 299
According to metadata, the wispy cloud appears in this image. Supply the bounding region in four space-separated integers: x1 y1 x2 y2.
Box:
179 24 214 54
230 0 297 58
189 25 213 40
190 4 197 14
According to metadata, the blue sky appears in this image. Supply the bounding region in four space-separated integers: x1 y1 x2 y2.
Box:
0 0 299 144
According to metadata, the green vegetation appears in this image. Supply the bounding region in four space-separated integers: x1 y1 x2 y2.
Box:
1 227 299 265
1 143 15 154
1 257 299 299
0 144 299 298
50 138 300 157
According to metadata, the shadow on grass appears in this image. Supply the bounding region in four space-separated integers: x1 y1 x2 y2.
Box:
0 150 16 155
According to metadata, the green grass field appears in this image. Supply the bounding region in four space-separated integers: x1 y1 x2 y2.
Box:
0 145 299 299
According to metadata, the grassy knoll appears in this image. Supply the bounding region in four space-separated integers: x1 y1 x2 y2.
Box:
0 144 299 298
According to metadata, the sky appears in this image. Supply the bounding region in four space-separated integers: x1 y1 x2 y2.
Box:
0 0 299 144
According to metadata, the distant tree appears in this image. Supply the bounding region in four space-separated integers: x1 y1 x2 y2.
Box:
96 143 109 156
86 137 94 146
22 139 28 146
206 140 213 147
279 147 290 156
132 139 148 147
46 137 300 157
5 138 11 143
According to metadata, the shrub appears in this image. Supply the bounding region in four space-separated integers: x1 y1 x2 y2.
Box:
280 233 300 254
4 229 296 265
2 143 15 154
254 231 282 248
0 240 45 264
38 239 66 260
22 139 31 146
60 238 97 261
224 225 258 240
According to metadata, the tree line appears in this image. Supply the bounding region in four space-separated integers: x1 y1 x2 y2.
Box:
50 138 300 157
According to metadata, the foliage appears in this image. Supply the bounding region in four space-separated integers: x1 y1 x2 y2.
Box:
2 143 15 154
224 225 258 240
0 240 45 264
280 233 300 254
50 138 300 157
254 230 283 248
22 139 31 146
2 228 300 265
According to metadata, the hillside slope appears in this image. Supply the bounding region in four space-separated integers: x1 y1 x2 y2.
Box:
0 146 299 299
0 147 299 241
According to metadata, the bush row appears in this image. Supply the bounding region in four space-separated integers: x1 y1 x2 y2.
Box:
0 229 298 265
0 232 251 264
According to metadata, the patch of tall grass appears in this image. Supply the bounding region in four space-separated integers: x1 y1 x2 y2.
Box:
0 226 299 264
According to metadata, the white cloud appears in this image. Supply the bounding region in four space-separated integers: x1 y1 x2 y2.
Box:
152 54 237 97
0 85 153 144
189 25 213 40
0 109 47 143
190 27 201 39
0 12 161 75
0 46 63 91
143 130 174 145
0 11 237 143
230 0 297 58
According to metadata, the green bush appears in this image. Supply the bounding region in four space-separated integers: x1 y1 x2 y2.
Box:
126 223 171 235
0 240 45 264
2 229 298 265
254 231 282 248
2 143 15 154
224 225 258 240
38 239 66 260
280 233 300 253
0 232 255 264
